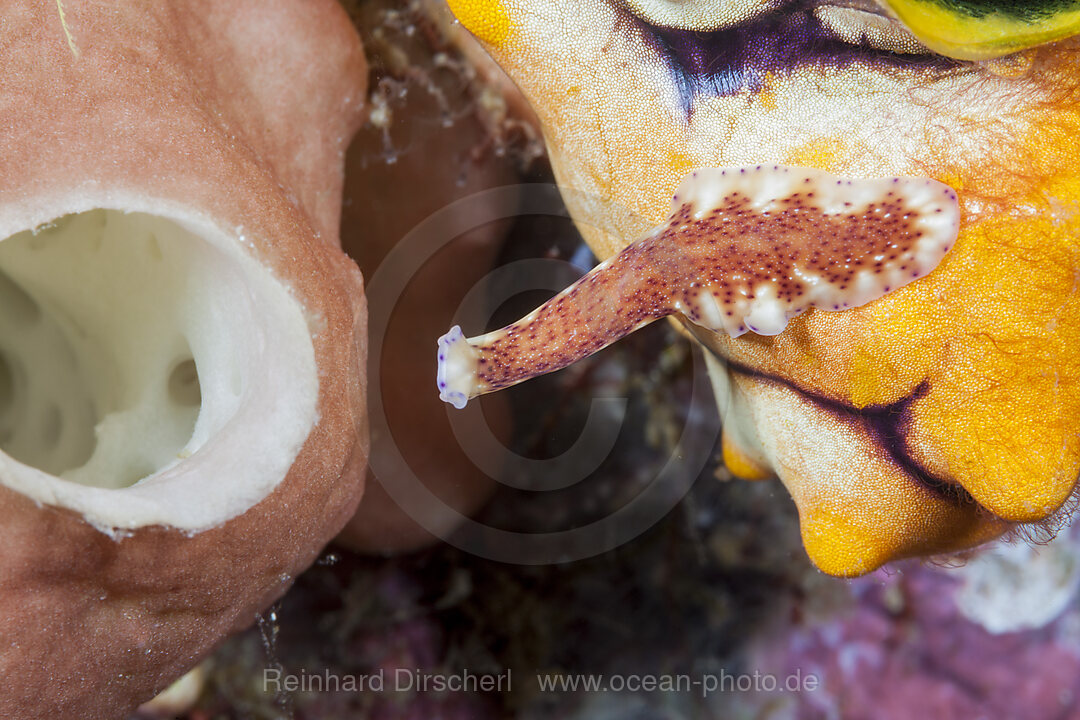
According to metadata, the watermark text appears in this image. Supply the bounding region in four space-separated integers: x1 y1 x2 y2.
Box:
536 670 818 698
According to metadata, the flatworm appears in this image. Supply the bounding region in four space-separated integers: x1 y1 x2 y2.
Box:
437 165 959 409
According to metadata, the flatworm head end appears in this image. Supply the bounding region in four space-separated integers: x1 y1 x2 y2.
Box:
437 325 480 409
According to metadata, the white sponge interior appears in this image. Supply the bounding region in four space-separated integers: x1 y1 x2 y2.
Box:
0 208 319 533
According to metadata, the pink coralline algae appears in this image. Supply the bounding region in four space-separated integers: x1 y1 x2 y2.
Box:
437 165 959 408
740 559 1080 720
